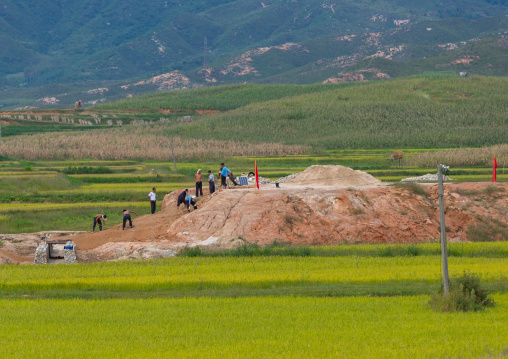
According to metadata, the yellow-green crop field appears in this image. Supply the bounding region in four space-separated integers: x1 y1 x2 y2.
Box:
0 201 147 213
1 295 507 358
1 256 507 292
0 242 507 358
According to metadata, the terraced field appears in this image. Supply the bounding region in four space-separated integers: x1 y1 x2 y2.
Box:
0 149 504 233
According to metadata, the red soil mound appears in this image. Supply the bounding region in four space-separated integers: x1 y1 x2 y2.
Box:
1 178 506 263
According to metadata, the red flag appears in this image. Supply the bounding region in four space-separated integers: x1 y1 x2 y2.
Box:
255 160 259 190
493 156 498 182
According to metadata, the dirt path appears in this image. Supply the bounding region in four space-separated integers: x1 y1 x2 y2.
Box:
0 248 33 264
52 188 215 251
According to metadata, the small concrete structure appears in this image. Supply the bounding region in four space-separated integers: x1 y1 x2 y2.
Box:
34 239 77 264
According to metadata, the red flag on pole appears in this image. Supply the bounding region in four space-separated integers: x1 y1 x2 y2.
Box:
255 160 259 190
493 156 498 182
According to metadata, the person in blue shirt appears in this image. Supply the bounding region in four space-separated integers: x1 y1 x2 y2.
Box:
185 194 198 212
207 170 215 194
220 163 238 188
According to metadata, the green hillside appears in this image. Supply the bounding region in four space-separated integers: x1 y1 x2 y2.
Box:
332 34 508 80
143 75 508 149
245 16 508 84
1 0 508 89
3 13 508 111
94 83 355 111
1 76 507 163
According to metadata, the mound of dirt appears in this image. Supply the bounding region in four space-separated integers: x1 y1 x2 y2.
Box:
2 169 506 264
288 165 382 188
165 182 508 246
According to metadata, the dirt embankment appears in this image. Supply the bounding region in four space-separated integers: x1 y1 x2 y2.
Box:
1 166 507 264
164 183 507 247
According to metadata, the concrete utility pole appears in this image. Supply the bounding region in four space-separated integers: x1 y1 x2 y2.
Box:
438 164 450 295
169 137 177 174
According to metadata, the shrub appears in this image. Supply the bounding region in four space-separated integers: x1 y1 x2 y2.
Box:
467 217 508 242
406 245 421 256
179 246 202 257
349 206 365 215
484 185 505 195
62 166 113 174
378 246 395 257
429 273 495 312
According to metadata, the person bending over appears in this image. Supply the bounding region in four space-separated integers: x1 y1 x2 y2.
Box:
122 209 138 230
177 189 189 208
93 214 107 232
185 195 198 212
220 163 238 188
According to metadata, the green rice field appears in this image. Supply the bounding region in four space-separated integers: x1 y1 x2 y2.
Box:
1 295 507 358
0 242 507 358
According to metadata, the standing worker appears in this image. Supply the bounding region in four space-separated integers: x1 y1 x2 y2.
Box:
176 189 188 208
148 187 156 214
207 170 215 194
220 163 238 189
194 169 203 197
122 209 138 230
93 214 107 232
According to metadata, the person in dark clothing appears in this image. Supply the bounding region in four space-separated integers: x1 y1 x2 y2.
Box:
194 169 203 197
177 189 189 208
93 214 107 232
122 209 138 230
185 195 198 212
207 170 215 194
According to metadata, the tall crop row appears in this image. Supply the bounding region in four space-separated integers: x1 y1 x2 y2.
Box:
0 129 309 161
407 144 508 167
161 77 508 150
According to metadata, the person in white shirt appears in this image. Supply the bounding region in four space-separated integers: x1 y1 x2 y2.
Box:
148 188 156 214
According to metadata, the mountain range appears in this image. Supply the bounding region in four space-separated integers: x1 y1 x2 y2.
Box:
1 0 508 109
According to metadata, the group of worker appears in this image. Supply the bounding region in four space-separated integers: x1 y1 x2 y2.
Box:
178 162 239 212
92 187 157 232
92 162 240 232
193 163 238 196
92 209 138 232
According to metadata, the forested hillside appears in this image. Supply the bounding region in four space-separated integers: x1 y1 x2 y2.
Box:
2 0 508 87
